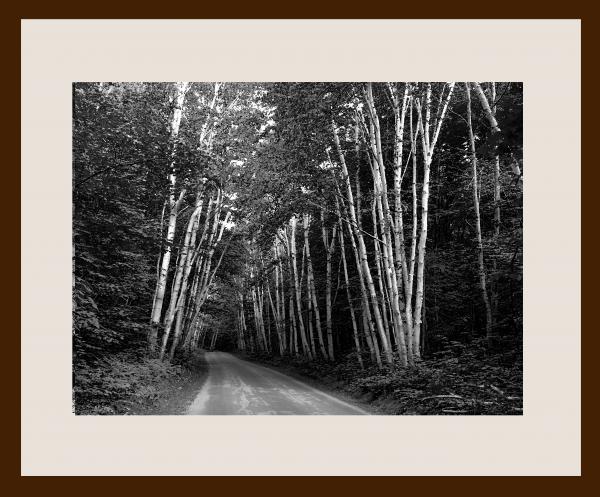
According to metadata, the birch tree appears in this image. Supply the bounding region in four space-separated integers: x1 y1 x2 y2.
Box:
336 208 364 369
362 83 408 365
303 213 328 359
289 216 312 359
149 81 189 354
472 82 523 189
465 84 494 344
321 210 337 360
412 82 455 358
332 117 393 365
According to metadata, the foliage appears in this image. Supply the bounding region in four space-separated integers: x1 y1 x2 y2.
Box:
245 338 522 415
73 354 185 414
72 81 523 414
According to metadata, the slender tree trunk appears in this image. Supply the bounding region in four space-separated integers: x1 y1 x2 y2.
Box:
151 200 167 313
251 283 264 351
371 195 392 349
490 83 501 318
304 213 328 359
167 195 230 361
348 174 380 364
180 198 215 332
289 216 312 359
406 99 421 360
192 319 205 350
347 208 380 366
490 83 502 237
270 244 285 354
282 231 298 357
299 237 316 358
473 82 523 189
149 189 185 353
363 83 407 366
265 291 272 352
337 214 364 369
266 267 284 355
237 290 247 351
277 241 287 354
388 84 416 361
333 180 379 365
159 196 204 359
413 82 455 359
260 286 268 352
184 206 232 351
148 82 189 354
466 84 494 345
289 292 298 356
333 119 392 366
320 210 337 361
210 329 219 350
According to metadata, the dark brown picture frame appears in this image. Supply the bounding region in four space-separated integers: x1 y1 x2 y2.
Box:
7 2 590 488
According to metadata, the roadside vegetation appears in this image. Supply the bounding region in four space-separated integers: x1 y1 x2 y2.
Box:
244 337 522 415
73 82 522 414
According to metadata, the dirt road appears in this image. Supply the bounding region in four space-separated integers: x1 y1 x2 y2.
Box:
186 352 369 415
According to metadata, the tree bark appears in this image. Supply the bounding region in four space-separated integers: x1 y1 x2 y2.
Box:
466 83 494 345
363 83 407 365
148 81 189 354
334 179 380 366
473 82 523 189
159 195 204 359
304 213 328 359
321 210 337 361
149 190 185 353
491 83 501 237
289 216 312 359
337 211 364 369
412 82 455 358
333 119 392 366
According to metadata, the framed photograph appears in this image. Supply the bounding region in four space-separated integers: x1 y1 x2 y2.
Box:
18 16 581 479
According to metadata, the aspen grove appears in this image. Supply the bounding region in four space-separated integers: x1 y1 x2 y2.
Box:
73 82 523 415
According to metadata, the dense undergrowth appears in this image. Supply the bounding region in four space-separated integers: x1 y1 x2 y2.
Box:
73 350 206 415
244 339 522 415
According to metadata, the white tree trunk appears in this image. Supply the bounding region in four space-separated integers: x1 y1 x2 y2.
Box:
321 210 337 361
289 216 312 359
466 84 494 344
159 196 204 359
332 119 392 366
149 189 185 352
363 83 408 365
412 82 455 358
303 213 328 359
473 82 523 189
337 211 364 369
148 82 189 353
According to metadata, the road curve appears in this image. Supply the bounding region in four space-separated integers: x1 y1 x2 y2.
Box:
187 351 369 415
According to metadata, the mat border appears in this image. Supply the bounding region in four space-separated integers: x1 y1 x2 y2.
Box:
10 5 588 487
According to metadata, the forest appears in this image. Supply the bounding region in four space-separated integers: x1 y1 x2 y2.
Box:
73 81 523 415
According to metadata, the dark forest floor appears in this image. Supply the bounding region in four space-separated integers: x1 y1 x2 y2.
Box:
74 340 522 415
241 343 523 415
73 350 208 415
130 351 209 415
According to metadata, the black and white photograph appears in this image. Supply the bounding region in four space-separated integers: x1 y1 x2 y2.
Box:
72 81 523 416
20 17 581 476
